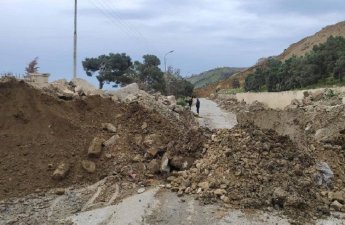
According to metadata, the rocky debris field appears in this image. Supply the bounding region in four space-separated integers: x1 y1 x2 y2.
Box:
1 77 345 225
0 78 204 200
212 88 345 223
168 125 345 223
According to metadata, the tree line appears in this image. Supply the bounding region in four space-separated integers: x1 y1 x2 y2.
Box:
245 36 345 92
82 53 193 98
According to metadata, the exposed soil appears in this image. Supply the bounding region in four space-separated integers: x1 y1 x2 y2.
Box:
0 79 204 200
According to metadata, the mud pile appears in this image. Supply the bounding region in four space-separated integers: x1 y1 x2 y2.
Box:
168 124 340 223
0 78 204 200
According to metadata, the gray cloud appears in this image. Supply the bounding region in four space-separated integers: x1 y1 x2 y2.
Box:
0 0 345 84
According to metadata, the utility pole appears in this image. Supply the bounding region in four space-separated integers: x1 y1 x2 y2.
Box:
73 0 77 79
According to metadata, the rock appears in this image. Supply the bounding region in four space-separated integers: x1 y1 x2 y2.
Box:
134 135 142 145
70 78 103 96
137 187 146 194
141 122 148 130
109 83 140 101
105 153 112 159
214 189 226 196
55 188 65 195
220 195 230 203
311 90 324 101
143 134 159 147
167 95 177 105
198 181 210 190
82 160 96 173
147 159 161 174
170 156 193 170
173 105 184 113
101 123 117 133
132 154 143 162
272 187 288 208
147 147 160 157
315 128 331 142
103 135 119 148
342 97 345 105
88 137 104 157
52 162 70 180
330 200 344 211
330 191 345 204
160 153 170 173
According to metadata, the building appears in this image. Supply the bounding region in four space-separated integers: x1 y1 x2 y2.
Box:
24 72 50 85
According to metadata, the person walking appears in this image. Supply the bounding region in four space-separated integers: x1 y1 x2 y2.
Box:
188 97 193 109
196 98 200 114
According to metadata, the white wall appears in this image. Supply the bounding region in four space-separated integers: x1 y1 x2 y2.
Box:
231 87 345 109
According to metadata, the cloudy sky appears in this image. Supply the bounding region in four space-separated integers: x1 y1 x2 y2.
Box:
1 0 345 84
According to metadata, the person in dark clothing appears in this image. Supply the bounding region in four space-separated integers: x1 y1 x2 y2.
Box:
196 98 200 114
188 97 193 109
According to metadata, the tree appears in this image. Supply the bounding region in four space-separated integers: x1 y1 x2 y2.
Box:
25 57 39 74
334 56 345 81
82 53 132 89
134 55 166 93
165 66 194 97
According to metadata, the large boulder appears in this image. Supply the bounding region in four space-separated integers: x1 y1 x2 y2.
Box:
109 83 140 101
70 78 103 96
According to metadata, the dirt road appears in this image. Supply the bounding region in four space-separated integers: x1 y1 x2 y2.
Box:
191 98 237 129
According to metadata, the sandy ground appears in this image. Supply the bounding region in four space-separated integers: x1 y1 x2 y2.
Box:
191 98 237 129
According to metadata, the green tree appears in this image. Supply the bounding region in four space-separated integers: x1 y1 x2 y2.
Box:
334 56 345 81
134 55 166 93
82 53 132 89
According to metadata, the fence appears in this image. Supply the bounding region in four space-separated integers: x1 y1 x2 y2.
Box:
0 73 25 80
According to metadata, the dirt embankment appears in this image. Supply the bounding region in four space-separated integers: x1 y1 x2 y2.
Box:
0 79 204 200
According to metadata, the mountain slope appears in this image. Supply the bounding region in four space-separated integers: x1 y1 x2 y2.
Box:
187 67 245 89
195 20 345 97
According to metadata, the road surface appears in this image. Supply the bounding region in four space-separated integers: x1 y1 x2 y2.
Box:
191 98 237 129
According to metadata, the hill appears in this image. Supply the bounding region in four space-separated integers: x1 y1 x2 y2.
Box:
186 67 245 89
195 21 345 97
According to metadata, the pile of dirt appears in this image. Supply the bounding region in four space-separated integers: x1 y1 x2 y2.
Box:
0 78 205 200
168 124 342 223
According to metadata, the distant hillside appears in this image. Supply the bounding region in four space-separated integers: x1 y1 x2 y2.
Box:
195 21 345 97
186 67 245 89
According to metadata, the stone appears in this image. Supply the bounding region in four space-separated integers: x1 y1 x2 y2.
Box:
143 134 159 147
147 159 161 174
55 188 65 195
52 162 70 180
167 95 177 105
88 137 104 157
103 135 119 148
331 191 345 204
272 187 288 208
170 156 192 170
147 147 159 157
220 195 230 203
342 97 345 105
315 128 331 142
198 181 210 190
173 105 184 113
330 200 343 211
132 154 143 162
105 153 112 159
160 153 170 173
134 135 142 146
311 90 324 101
137 187 146 194
82 160 96 173
101 123 117 133
214 189 226 196
141 122 148 130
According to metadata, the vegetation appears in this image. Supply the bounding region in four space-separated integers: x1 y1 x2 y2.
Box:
25 57 39 74
187 67 244 88
82 53 133 89
82 53 193 97
245 36 345 92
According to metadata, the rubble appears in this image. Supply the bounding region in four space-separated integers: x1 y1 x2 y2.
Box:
168 125 333 222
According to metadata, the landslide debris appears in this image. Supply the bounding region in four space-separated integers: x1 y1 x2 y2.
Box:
168 124 342 223
0 78 204 200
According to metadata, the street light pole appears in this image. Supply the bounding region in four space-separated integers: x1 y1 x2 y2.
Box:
164 50 174 73
73 0 77 79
